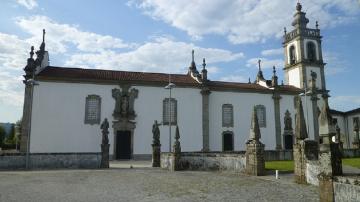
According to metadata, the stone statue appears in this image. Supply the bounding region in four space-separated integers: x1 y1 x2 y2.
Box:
152 120 161 146
100 118 109 145
100 118 110 168
112 85 138 120
284 110 293 131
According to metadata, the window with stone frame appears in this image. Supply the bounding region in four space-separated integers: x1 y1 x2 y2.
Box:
163 98 177 125
353 117 359 130
255 105 266 128
85 95 101 124
222 104 234 127
289 45 296 65
307 42 316 62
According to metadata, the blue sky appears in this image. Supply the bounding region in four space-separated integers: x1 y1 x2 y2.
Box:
1 0 360 123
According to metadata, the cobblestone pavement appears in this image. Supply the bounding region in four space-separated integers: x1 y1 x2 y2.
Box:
0 163 318 202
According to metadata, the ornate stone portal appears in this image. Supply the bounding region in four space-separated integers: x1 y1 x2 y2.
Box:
100 118 110 168
112 85 138 159
283 110 294 149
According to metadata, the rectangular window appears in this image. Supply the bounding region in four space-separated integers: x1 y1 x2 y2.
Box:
222 104 233 127
163 98 177 125
255 105 266 128
354 117 359 130
85 95 101 124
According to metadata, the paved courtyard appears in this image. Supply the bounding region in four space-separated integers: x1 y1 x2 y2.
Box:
0 161 318 202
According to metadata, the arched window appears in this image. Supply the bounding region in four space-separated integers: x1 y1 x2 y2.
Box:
85 95 101 124
289 45 296 65
163 98 177 125
222 104 233 127
307 42 316 62
255 105 266 128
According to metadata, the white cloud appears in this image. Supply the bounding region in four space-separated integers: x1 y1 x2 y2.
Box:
16 0 38 10
329 96 360 111
0 33 31 70
15 16 132 54
246 57 283 69
219 75 248 83
65 36 244 74
130 0 360 44
0 71 24 107
323 52 347 75
261 48 283 56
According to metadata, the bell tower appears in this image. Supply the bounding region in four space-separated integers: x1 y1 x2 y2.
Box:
283 3 326 91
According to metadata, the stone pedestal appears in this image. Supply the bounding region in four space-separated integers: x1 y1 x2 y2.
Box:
170 152 182 171
152 144 161 167
100 144 110 168
319 174 334 202
330 143 342 176
245 141 265 176
293 140 318 184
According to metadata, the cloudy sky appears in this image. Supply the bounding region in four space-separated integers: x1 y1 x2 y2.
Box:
1 0 360 122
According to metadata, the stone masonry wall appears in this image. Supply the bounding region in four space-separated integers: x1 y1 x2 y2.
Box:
0 153 101 170
161 152 246 172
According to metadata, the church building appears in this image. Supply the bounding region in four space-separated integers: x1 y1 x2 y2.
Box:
19 3 357 161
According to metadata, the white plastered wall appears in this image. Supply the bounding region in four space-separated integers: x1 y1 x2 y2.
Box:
208 91 276 151
288 68 301 88
30 81 203 154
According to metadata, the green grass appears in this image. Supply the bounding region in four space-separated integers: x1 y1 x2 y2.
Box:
342 158 360 169
265 160 294 171
265 158 360 171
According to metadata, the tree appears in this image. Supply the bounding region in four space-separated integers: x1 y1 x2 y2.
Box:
0 125 5 147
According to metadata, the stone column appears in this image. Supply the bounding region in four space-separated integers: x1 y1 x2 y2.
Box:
272 93 282 150
311 93 319 142
171 125 182 171
293 97 313 184
20 84 33 152
201 87 211 151
318 96 342 202
245 107 265 176
152 120 161 167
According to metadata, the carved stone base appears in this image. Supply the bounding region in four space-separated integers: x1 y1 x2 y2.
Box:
152 144 161 167
318 174 334 202
171 153 182 171
293 140 318 184
245 140 265 176
100 144 110 168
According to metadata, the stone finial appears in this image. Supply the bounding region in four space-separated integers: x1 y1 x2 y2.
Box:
319 99 336 137
39 29 46 52
249 107 261 141
296 2 302 12
42 29 46 43
173 125 181 154
30 46 34 59
248 77 251 84
201 58 208 82
152 120 161 146
281 80 284 85
316 21 319 29
256 59 264 82
284 27 287 35
271 66 278 87
295 97 308 140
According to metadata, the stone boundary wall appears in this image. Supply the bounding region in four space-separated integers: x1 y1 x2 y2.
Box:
334 176 360 201
0 153 101 170
161 152 246 172
342 149 360 158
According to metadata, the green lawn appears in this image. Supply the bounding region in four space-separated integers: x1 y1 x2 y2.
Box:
265 160 294 171
265 158 360 171
342 158 360 169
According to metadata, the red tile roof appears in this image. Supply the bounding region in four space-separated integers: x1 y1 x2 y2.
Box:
36 66 302 94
